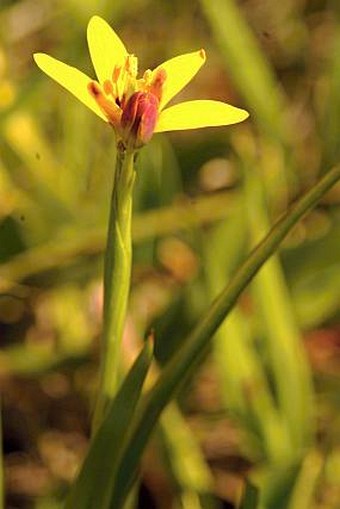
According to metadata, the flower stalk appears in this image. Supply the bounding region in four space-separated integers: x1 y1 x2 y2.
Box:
92 145 136 431
33 12 250 434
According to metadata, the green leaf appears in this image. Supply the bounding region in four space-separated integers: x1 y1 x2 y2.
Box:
65 339 153 509
106 165 340 508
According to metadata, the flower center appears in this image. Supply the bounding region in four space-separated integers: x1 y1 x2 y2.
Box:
88 54 167 147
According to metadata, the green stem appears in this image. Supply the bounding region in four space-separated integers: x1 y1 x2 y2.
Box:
113 165 340 505
93 146 136 431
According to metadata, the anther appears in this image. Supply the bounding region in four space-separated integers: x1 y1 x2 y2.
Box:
112 65 121 83
103 80 114 96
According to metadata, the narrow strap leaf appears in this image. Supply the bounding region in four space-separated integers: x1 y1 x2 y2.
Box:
65 339 153 509
107 165 340 507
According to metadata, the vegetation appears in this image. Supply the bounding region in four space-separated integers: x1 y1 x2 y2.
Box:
0 1 339 508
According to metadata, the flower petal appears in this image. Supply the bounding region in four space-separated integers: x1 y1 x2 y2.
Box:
154 50 206 109
33 53 107 121
87 15 128 84
155 100 249 132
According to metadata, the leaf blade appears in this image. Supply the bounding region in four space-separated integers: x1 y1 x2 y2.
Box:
65 340 153 509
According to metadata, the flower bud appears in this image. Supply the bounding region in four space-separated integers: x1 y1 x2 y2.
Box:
121 91 159 148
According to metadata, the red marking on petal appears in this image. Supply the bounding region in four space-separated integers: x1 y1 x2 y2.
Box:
88 81 101 97
88 81 121 126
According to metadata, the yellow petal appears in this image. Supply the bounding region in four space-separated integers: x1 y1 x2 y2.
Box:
87 15 128 84
155 100 249 132
33 53 107 121
154 50 206 109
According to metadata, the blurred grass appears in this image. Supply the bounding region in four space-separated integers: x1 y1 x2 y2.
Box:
200 0 288 143
203 210 292 465
0 405 3 509
0 0 339 508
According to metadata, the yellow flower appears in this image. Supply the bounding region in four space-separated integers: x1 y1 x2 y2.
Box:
34 15 249 148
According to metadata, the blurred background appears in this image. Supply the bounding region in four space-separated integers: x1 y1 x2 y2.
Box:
0 0 339 508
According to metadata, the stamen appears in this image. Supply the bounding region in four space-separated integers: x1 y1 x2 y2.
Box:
103 80 114 96
111 65 123 101
124 55 138 79
112 65 122 83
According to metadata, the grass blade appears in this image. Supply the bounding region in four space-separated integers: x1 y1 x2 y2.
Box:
200 0 287 141
106 166 340 507
65 339 153 509
160 403 214 506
